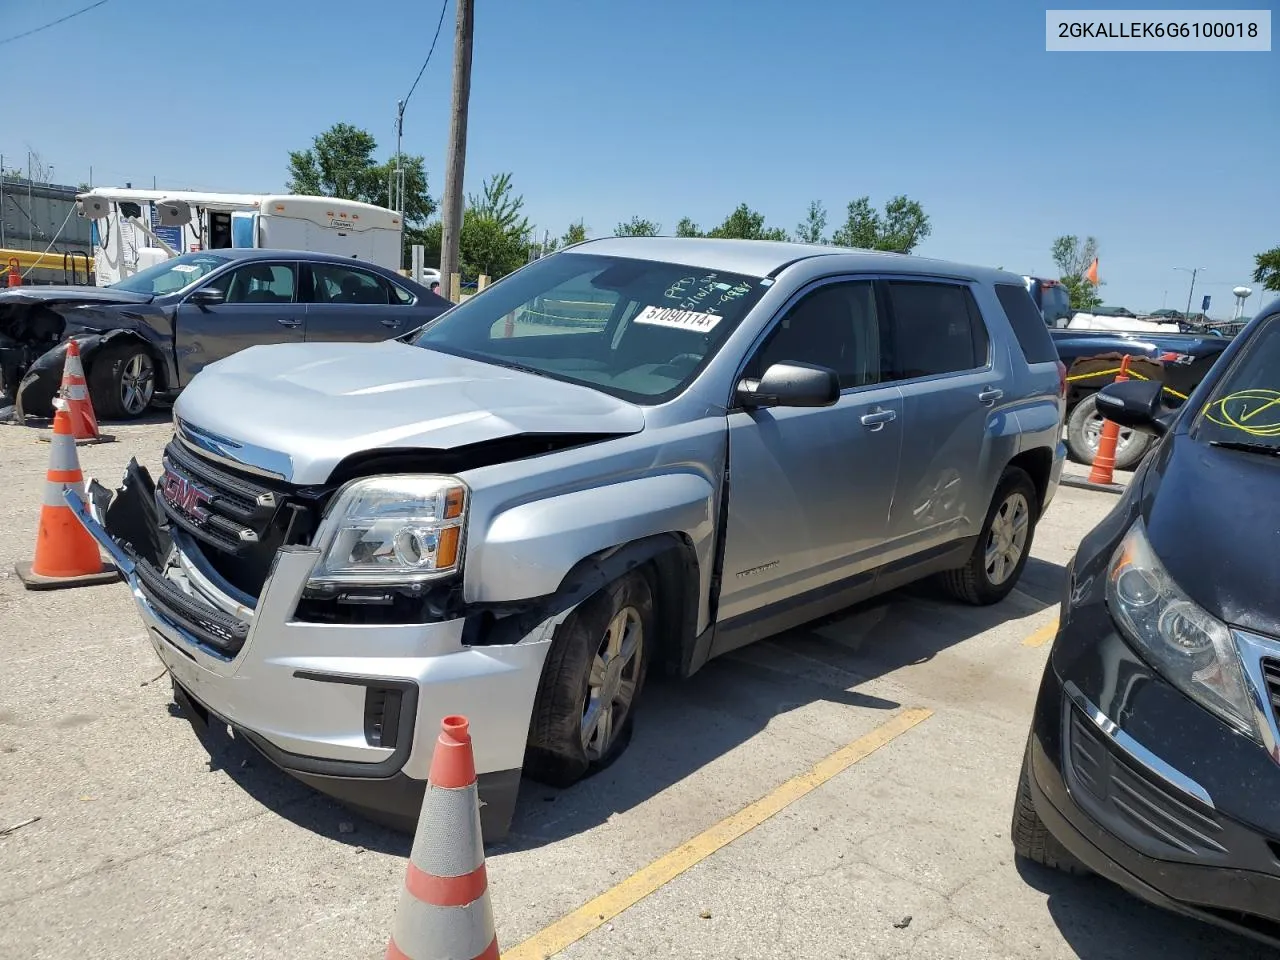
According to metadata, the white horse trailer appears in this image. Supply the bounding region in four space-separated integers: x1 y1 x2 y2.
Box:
75 188 404 286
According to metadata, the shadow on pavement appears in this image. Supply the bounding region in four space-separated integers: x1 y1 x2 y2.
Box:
165 700 412 857
499 555 1065 852
164 554 1066 859
1015 859 1276 959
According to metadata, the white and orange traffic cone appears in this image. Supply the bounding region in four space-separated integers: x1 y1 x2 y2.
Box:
386 716 500 960
15 408 120 590
59 340 103 442
1087 354 1132 487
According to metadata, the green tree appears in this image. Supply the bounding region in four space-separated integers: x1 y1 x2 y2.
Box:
795 200 828 244
705 203 788 241
878 196 931 253
288 123 379 197
1253 246 1280 293
561 220 588 247
466 172 529 238
1051 235 1103 311
675 217 702 238
287 122 436 229
459 207 527 280
614 216 661 237
830 195 930 253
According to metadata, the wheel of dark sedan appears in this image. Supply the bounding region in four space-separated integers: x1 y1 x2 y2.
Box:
525 571 655 788
938 466 1039 606
1011 741 1089 875
88 342 156 420
1066 392 1152 471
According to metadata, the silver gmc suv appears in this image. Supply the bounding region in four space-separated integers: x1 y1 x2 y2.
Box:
71 238 1067 838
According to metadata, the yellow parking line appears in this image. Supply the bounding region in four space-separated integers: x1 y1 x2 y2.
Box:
501 707 933 960
1022 619 1060 648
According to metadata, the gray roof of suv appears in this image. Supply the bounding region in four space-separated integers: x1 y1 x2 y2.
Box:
571 236 1021 286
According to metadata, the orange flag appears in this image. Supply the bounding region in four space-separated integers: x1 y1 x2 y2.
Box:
1084 257 1100 286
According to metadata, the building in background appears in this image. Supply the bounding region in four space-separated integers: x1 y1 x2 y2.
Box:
0 173 95 284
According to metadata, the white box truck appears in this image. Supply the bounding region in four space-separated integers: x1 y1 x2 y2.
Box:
76 188 405 286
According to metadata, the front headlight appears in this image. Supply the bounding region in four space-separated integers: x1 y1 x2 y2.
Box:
1106 518 1257 740
307 475 467 587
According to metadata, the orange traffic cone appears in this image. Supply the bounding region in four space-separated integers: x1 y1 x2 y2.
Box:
14 408 120 590
59 340 105 442
386 716 500 960
1087 354 1132 486
6 258 20 287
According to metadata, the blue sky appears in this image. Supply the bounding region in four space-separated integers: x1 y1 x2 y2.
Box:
2 0 1276 314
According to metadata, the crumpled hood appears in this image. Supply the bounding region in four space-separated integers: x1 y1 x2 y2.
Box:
0 285 153 306
173 341 646 484
1142 434 1280 638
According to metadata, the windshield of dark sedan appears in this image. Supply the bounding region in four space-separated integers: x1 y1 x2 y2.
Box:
1191 312 1280 447
108 252 229 296
411 252 770 402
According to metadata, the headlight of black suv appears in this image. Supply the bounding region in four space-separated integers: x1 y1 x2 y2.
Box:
1106 518 1259 741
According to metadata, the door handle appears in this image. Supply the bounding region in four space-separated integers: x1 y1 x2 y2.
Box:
380 318 401 327
977 387 1004 405
276 317 302 328
860 408 897 430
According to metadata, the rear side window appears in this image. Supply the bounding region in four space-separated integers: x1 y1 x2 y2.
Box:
995 283 1060 364
886 281 989 379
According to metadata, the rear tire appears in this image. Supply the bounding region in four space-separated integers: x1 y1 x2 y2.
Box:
1066 392 1152 470
939 466 1039 606
525 571 655 788
88 341 156 421
1012 743 1089 875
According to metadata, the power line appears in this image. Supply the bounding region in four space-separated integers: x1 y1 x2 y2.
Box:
403 0 450 109
0 0 110 47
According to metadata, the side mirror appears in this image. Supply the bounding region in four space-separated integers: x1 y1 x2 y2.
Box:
188 287 225 306
1095 379 1172 436
737 362 840 409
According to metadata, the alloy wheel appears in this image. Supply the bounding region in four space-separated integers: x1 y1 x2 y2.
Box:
1083 410 1137 457
120 353 155 415
985 491 1030 586
581 606 644 761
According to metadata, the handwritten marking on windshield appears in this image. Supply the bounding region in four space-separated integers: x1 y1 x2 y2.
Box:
1205 388 1280 437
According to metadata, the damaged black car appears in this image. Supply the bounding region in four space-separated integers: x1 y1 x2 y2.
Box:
0 248 450 420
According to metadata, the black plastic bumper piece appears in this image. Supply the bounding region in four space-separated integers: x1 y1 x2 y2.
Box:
170 679 521 842
1028 695 1280 948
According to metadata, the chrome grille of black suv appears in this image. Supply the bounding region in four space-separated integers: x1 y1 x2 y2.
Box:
1264 659 1280 725
157 439 318 598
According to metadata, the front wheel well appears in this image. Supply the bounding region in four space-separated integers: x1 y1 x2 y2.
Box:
1007 447 1054 518
92 332 169 392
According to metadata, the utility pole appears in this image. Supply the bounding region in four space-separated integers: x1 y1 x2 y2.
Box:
438 0 474 300
1175 266 1205 320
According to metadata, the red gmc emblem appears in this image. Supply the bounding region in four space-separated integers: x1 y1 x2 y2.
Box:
159 466 213 524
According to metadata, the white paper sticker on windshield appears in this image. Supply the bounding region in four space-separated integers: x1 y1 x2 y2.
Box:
633 305 722 333
171 264 199 273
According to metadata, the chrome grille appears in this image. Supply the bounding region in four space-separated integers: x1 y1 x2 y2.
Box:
157 438 314 598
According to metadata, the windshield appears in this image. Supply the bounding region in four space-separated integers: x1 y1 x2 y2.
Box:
411 252 770 403
1191 313 1280 448
109 252 229 296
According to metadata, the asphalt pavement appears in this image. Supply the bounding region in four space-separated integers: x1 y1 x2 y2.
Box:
0 417 1269 960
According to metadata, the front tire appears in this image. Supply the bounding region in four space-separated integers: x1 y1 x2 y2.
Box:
1012 743 1088 874
525 571 655 788
939 466 1039 605
88 342 156 420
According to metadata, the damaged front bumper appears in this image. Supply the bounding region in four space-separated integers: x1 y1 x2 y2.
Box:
65 466 556 836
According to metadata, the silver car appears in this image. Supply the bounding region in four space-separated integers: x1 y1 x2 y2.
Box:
72 238 1067 838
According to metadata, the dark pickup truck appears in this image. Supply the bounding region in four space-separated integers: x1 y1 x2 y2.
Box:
1051 327 1230 468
